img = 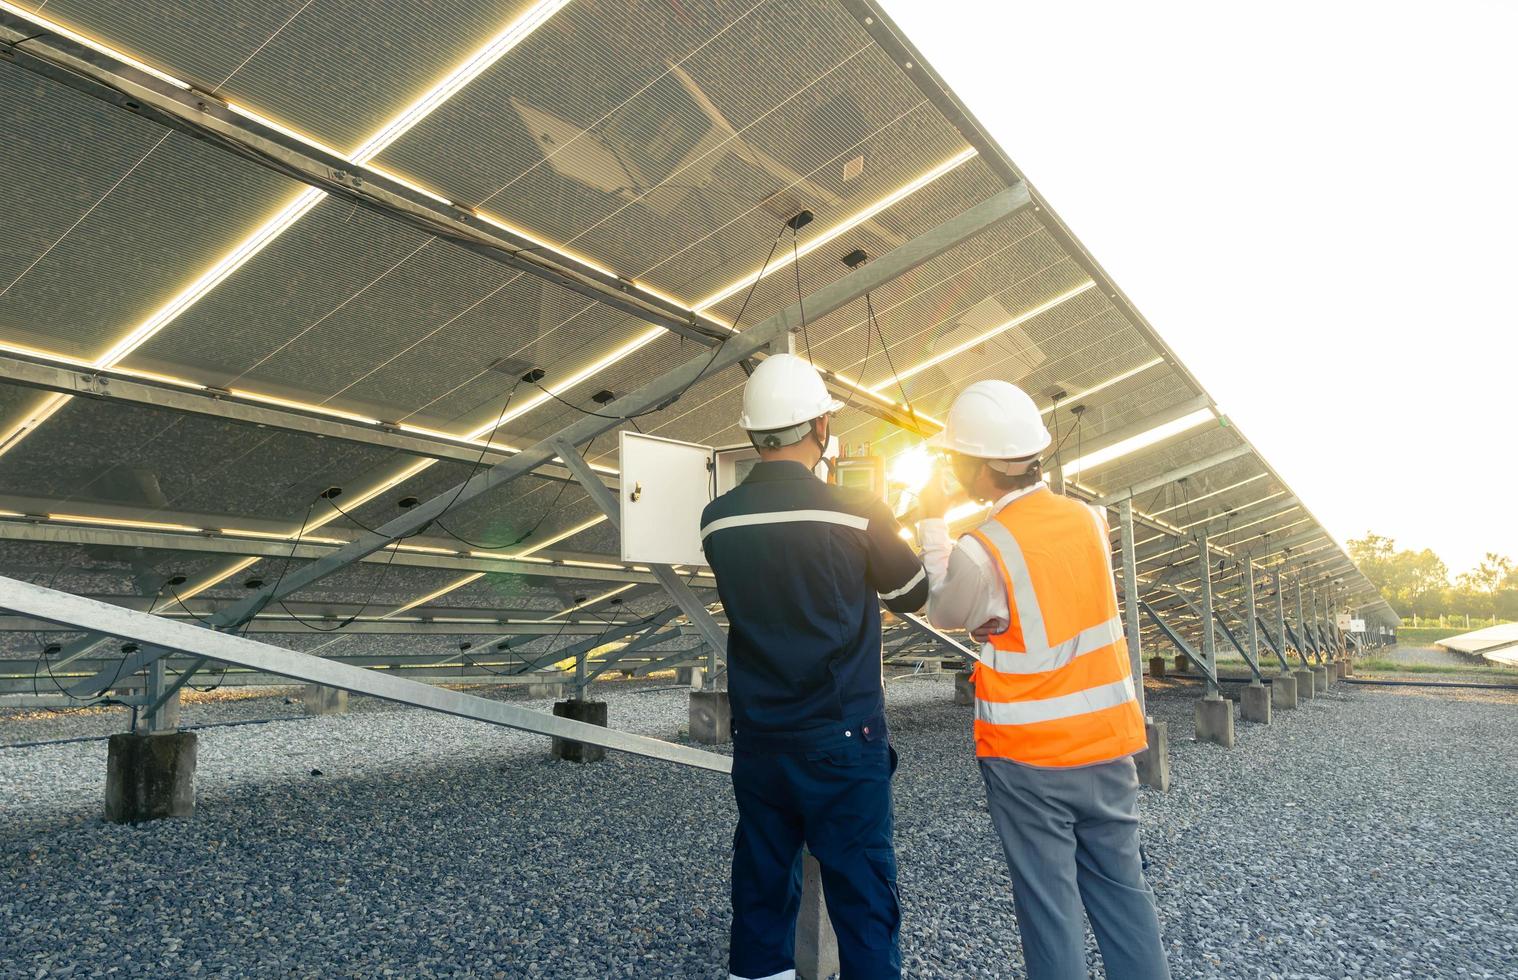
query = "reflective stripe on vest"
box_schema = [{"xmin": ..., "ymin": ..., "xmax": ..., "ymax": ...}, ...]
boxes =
[{"xmin": 966, "ymin": 489, "xmax": 1146, "ymax": 767}]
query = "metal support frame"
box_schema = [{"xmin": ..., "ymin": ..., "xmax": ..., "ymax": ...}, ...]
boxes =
[
  {"xmin": 1197, "ymin": 531, "xmax": 1220, "ymax": 697},
  {"xmin": 1117, "ymin": 500, "xmax": 1146, "ymax": 717},
  {"xmin": 1138, "ymin": 599, "xmax": 1218, "ymax": 688},
  {"xmin": 1094, "ymin": 446, "xmax": 1254, "ymax": 507},
  {"xmin": 0, "ymin": 574, "xmax": 731, "ymax": 772},
  {"xmin": 0, "ymin": 349, "xmax": 584, "ymax": 483},
  {"xmin": 897, "ymin": 614, "xmax": 981, "ymax": 665},
  {"xmin": 58, "ymin": 181, "xmax": 1029, "ymax": 698},
  {"xmin": 1166, "ymin": 582, "xmax": 1264, "ymax": 683},
  {"xmin": 1244, "ymin": 562, "xmax": 1263, "ymax": 682},
  {"xmin": 550, "ymin": 438, "xmax": 729, "ymax": 690},
  {"xmin": 1295, "ymin": 580, "xmax": 1321, "ymax": 663}
]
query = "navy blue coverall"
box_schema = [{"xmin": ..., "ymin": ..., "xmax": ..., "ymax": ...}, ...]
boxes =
[{"xmin": 700, "ymin": 460, "xmax": 929, "ymax": 980}]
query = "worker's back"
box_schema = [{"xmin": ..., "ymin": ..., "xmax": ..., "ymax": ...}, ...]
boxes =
[
  {"xmin": 700, "ymin": 459, "xmax": 927, "ymax": 745},
  {"xmin": 969, "ymin": 485, "xmax": 1145, "ymax": 766}
]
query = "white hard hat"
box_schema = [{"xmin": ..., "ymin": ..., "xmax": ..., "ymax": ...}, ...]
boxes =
[
  {"xmin": 739, "ymin": 353, "xmax": 844, "ymax": 433},
  {"xmin": 935, "ymin": 380, "xmax": 1051, "ymax": 459}
]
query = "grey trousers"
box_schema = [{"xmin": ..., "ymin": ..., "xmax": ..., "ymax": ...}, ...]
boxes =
[{"xmin": 980, "ymin": 755, "xmax": 1170, "ymax": 980}]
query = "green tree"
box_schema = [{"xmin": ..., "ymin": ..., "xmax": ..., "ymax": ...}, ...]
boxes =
[{"xmin": 1348, "ymin": 533, "xmax": 1449, "ymax": 617}]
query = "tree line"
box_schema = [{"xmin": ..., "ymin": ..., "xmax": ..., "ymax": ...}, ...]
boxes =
[{"xmin": 1348, "ymin": 533, "xmax": 1517, "ymax": 623}]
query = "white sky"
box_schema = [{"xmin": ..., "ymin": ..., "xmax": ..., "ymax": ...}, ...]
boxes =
[{"xmin": 885, "ymin": 0, "xmax": 1517, "ymax": 576}]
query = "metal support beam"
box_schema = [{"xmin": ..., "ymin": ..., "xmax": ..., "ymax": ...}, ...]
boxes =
[
  {"xmin": 0, "ymin": 349, "xmax": 583, "ymax": 482},
  {"xmin": 1118, "ymin": 500, "xmax": 1145, "ymax": 717},
  {"xmin": 1245, "ymin": 562, "xmax": 1264, "ymax": 677},
  {"xmin": 1095, "ymin": 445, "xmax": 1254, "ymax": 507},
  {"xmin": 1197, "ymin": 531, "xmax": 1219, "ymax": 697},
  {"xmin": 1065, "ymin": 396, "xmax": 1213, "ymax": 475},
  {"xmin": 1138, "ymin": 599, "xmax": 1218, "ymax": 687},
  {"xmin": 1, "ymin": 574, "xmax": 730, "ymax": 772},
  {"xmin": 60, "ymin": 185, "xmax": 1030, "ymax": 696},
  {"xmin": 897, "ymin": 614, "xmax": 981, "ymax": 665}
]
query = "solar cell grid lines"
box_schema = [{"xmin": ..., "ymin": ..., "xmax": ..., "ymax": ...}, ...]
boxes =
[{"xmin": 0, "ymin": 0, "xmax": 1390, "ymax": 762}]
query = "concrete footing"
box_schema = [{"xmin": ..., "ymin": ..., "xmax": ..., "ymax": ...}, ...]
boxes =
[
  {"xmin": 1342, "ymin": 658, "xmax": 1354, "ymax": 677},
  {"xmin": 550, "ymin": 699, "xmax": 607, "ymax": 763},
  {"xmin": 675, "ymin": 666, "xmax": 704, "ymax": 690},
  {"xmin": 1240, "ymin": 682, "xmax": 1272, "ymax": 724},
  {"xmin": 953, "ymin": 669, "xmax": 974, "ymax": 706},
  {"xmin": 1334, "ymin": 660, "xmax": 1348, "ymax": 680},
  {"xmin": 301, "ymin": 684, "xmax": 348, "ymax": 716},
  {"xmin": 1313, "ymin": 665, "xmax": 1330, "ymax": 693},
  {"xmin": 1134, "ymin": 719, "xmax": 1170, "ymax": 791},
  {"xmin": 1173, "ymin": 654, "xmax": 1189, "ymax": 674},
  {"xmin": 105, "ymin": 731, "xmax": 197, "ymax": 823},
  {"xmin": 1194, "ymin": 695, "xmax": 1236, "ymax": 748},
  {"xmin": 1271, "ymin": 673, "xmax": 1298, "ymax": 710},
  {"xmin": 1294, "ymin": 668, "xmax": 1317, "ymax": 700},
  {"xmin": 796, "ymin": 851, "xmax": 839, "ymax": 980},
  {"xmin": 689, "ymin": 690, "xmax": 732, "ymax": 745},
  {"xmin": 1148, "ymin": 656, "xmax": 1167, "ymax": 679}
]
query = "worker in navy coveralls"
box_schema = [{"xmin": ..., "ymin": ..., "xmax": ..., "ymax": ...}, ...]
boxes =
[{"xmin": 701, "ymin": 354, "xmax": 929, "ymax": 980}]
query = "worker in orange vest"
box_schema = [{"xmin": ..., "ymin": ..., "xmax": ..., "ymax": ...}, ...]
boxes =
[{"xmin": 917, "ymin": 380, "xmax": 1170, "ymax": 980}]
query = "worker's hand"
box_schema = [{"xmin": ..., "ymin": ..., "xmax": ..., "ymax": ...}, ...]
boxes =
[
  {"xmin": 918, "ymin": 461, "xmax": 953, "ymax": 519},
  {"xmin": 969, "ymin": 619, "xmax": 1003, "ymax": 644}
]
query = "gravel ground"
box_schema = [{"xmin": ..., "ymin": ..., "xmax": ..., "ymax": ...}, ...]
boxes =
[{"xmin": 3, "ymin": 677, "xmax": 1516, "ymax": 978}]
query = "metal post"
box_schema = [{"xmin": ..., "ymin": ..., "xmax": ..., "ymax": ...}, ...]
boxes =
[
  {"xmin": 1245, "ymin": 562, "xmax": 1260, "ymax": 677},
  {"xmin": 1295, "ymin": 579, "xmax": 1311, "ymax": 661},
  {"xmin": 1118, "ymin": 499, "xmax": 1145, "ymax": 717},
  {"xmin": 1198, "ymin": 531, "xmax": 1219, "ymax": 698},
  {"xmin": 1274, "ymin": 569, "xmax": 1293, "ymax": 670},
  {"xmin": 141, "ymin": 655, "xmax": 169, "ymax": 732}
]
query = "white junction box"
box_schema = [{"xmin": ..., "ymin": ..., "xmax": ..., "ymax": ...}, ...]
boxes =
[{"xmin": 618, "ymin": 432, "xmax": 760, "ymax": 567}]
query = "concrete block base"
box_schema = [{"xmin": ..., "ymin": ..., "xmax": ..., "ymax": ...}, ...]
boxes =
[
  {"xmin": 1342, "ymin": 658, "xmax": 1355, "ymax": 677},
  {"xmin": 1148, "ymin": 656, "xmax": 1167, "ymax": 679},
  {"xmin": 796, "ymin": 851, "xmax": 839, "ymax": 980},
  {"xmin": 527, "ymin": 681, "xmax": 565, "ymax": 699},
  {"xmin": 953, "ymin": 669, "xmax": 974, "ymax": 706},
  {"xmin": 1294, "ymin": 668, "xmax": 1317, "ymax": 700},
  {"xmin": 301, "ymin": 684, "xmax": 348, "ymax": 716},
  {"xmin": 689, "ymin": 690, "xmax": 732, "ymax": 745},
  {"xmin": 1174, "ymin": 654, "xmax": 1189, "ymax": 675},
  {"xmin": 105, "ymin": 731, "xmax": 197, "ymax": 823},
  {"xmin": 1194, "ymin": 696, "xmax": 1236, "ymax": 748},
  {"xmin": 1134, "ymin": 719, "xmax": 1170, "ymax": 791},
  {"xmin": 1313, "ymin": 665, "xmax": 1329, "ymax": 693},
  {"xmin": 550, "ymin": 700, "xmax": 607, "ymax": 763},
  {"xmin": 1271, "ymin": 673, "xmax": 1298, "ymax": 709},
  {"xmin": 675, "ymin": 666, "xmax": 704, "ymax": 690},
  {"xmin": 1240, "ymin": 682, "xmax": 1272, "ymax": 724},
  {"xmin": 1335, "ymin": 660, "xmax": 1348, "ymax": 680}
]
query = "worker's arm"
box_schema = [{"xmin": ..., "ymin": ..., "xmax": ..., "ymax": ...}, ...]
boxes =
[
  {"xmin": 916, "ymin": 517, "xmax": 1005, "ymax": 632},
  {"xmin": 865, "ymin": 501, "xmax": 930, "ymax": 614}
]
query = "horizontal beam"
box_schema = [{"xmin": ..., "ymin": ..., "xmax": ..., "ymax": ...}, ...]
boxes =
[
  {"xmin": 0, "ymin": 518, "xmax": 711, "ymax": 586},
  {"xmin": 0, "ymin": 574, "xmax": 730, "ymax": 772},
  {"xmin": 1065, "ymin": 395, "xmax": 1213, "ymax": 472},
  {"xmin": 0, "ymin": 349, "xmax": 588, "ymax": 483},
  {"xmin": 1093, "ymin": 444, "xmax": 1254, "ymax": 506}
]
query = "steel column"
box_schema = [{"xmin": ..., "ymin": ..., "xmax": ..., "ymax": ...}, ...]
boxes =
[
  {"xmin": 1118, "ymin": 500, "xmax": 1145, "ymax": 716},
  {"xmin": 1197, "ymin": 531, "xmax": 1219, "ymax": 697}
]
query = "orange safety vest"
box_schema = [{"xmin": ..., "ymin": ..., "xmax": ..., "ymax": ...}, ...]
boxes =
[{"xmin": 966, "ymin": 486, "xmax": 1147, "ymax": 767}]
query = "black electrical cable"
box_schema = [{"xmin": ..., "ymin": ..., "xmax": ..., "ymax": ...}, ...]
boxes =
[
  {"xmin": 431, "ymin": 432, "xmax": 597, "ymax": 551},
  {"xmin": 792, "ymin": 226, "xmax": 812, "ymax": 363},
  {"xmin": 865, "ymin": 292, "xmax": 926, "ymax": 436}
]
